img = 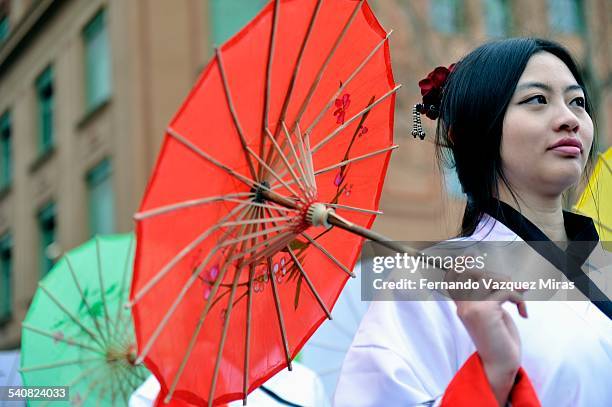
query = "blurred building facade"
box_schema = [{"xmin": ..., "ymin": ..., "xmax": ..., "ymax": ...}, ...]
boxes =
[
  {"xmin": 0, "ymin": 0, "xmax": 212, "ymax": 349},
  {"xmin": 0, "ymin": 0, "xmax": 610, "ymax": 349}
]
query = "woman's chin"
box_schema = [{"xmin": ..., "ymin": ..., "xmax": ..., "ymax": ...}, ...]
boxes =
[{"xmin": 539, "ymin": 170, "xmax": 582, "ymax": 195}]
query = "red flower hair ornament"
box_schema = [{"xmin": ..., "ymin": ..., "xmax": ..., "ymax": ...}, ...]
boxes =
[{"xmin": 412, "ymin": 63, "xmax": 455, "ymax": 140}]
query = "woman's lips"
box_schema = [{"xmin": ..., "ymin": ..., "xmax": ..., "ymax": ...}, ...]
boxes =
[
  {"xmin": 549, "ymin": 145, "xmax": 581, "ymax": 157},
  {"xmin": 548, "ymin": 137, "xmax": 583, "ymax": 158}
]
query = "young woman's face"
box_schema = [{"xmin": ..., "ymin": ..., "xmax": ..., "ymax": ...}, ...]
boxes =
[{"xmin": 501, "ymin": 52, "xmax": 593, "ymax": 198}]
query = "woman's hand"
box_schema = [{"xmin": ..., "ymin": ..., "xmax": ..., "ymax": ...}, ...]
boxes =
[{"xmin": 447, "ymin": 270, "xmax": 529, "ymax": 406}]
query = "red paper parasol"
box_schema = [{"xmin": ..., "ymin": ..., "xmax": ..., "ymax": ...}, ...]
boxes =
[{"xmin": 130, "ymin": 0, "xmax": 400, "ymax": 405}]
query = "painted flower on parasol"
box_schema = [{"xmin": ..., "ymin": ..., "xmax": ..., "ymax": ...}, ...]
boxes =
[
  {"xmin": 20, "ymin": 234, "xmax": 148, "ymax": 406},
  {"xmin": 129, "ymin": 0, "xmax": 407, "ymax": 405}
]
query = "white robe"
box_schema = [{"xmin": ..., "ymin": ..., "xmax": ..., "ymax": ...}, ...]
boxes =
[
  {"xmin": 130, "ymin": 361, "xmax": 329, "ymax": 407},
  {"xmin": 334, "ymin": 214, "xmax": 612, "ymax": 406}
]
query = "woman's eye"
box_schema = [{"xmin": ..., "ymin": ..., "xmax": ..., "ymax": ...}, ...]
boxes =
[
  {"xmin": 521, "ymin": 95, "xmax": 547, "ymax": 104},
  {"xmin": 570, "ymin": 97, "xmax": 586, "ymax": 108}
]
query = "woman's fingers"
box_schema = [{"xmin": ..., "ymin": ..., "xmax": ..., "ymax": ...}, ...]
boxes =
[
  {"xmin": 456, "ymin": 288, "xmax": 529, "ymax": 323},
  {"xmin": 488, "ymin": 289, "xmax": 529, "ymax": 318},
  {"xmin": 442, "ymin": 263, "xmax": 530, "ymax": 318},
  {"xmin": 444, "ymin": 267, "xmax": 526, "ymax": 302}
]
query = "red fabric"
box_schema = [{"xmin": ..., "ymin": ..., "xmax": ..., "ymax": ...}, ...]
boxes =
[
  {"xmin": 441, "ymin": 353, "xmax": 540, "ymax": 406},
  {"xmin": 132, "ymin": 0, "xmax": 396, "ymax": 405}
]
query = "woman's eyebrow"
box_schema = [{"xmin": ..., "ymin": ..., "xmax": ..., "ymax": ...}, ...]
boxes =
[{"xmin": 515, "ymin": 81, "xmax": 584, "ymax": 93}]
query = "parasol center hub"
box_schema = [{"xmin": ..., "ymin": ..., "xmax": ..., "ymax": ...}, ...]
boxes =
[
  {"xmin": 106, "ymin": 347, "xmax": 122, "ymax": 363},
  {"xmin": 250, "ymin": 181, "xmax": 271, "ymax": 203},
  {"xmin": 127, "ymin": 343, "xmax": 138, "ymax": 365},
  {"xmin": 306, "ymin": 202, "xmax": 334, "ymax": 228}
]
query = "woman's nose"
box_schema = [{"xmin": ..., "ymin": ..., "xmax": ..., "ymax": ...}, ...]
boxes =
[{"xmin": 553, "ymin": 104, "xmax": 580, "ymax": 134}]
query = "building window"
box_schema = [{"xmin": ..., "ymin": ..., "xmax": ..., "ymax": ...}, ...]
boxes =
[
  {"xmin": 83, "ymin": 9, "xmax": 111, "ymax": 111},
  {"xmin": 38, "ymin": 202, "xmax": 56, "ymax": 277},
  {"xmin": 0, "ymin": 110, "xmax": 10, "ymax": 188},
  {"xmin": 0, "ymin": 233, "xmax": 12, "ymax": 323},
  {"xmin": 0, "ymin": 14, "xmax": 8, "ymax": 43},
  {"xmin": 444, "ymin": 167, "xmax": 465, "ymax": 198},
  {"xmin": 484, "ymin": 0, "xmax": 511, "ymax": 37},
  {"xmin": 209, "ymin": 0, "xmax": 268, "ymax": 45},
  {"xmin": 35, "ymin": 66, "xmax": 54, "ymax": 154},
  {"xmin": 548, "ymin": 0, "xmax": 583, "ymax": 33},
  {"xmin": 441, "ymin": 152, "xmax": 465, "ymax": 198},
  {"xmin": 430, "ymin": 0, "xmax": 463, "ymax": 34},
  {"xmin": 87, "ymin": 159, "xmax": 114, "ymax": 236}
]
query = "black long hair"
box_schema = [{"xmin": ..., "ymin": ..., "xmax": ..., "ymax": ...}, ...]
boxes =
[{"xmin": 435, "ymin": 37, "xmax": 598, "ymax": 237}]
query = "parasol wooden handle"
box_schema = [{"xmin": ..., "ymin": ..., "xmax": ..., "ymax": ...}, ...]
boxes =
[
  {"xmin": 327, "ymin": 212, "xmax": 418, "ymax": 255},
  {"xmin": 261, "ymin": 189, "xmax": 417, "ymax": 255}
]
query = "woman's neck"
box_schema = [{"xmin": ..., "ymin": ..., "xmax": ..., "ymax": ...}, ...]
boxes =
[{"xmin": 497, "ymin": 186, "xmax": 568, "ymax": 242}]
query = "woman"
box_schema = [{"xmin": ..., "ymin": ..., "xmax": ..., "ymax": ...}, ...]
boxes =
[{"xmin": 334, "ymin": 38, "xmax": 611, "ymax": 406}]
